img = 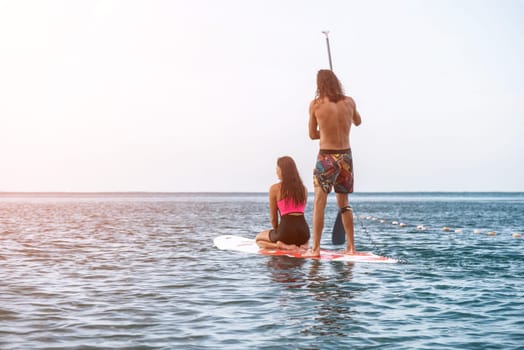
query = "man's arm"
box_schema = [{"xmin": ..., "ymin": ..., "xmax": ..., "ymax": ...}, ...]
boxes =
[
  {"xmin": 347, "ymin": 97, "xmax": 362, "ymax": 126},
  {"xmin": 353, "ymin": 109, "xmax": 362, "ymax": 126},
  {"xmin": 308, "ymin": 100, "xmax": 320, "ymax": 140}
]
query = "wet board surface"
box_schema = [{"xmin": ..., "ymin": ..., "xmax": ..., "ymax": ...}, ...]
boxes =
[{"xmin": 214, "ymin": 235, "xmax": 398, "ymax": 263}]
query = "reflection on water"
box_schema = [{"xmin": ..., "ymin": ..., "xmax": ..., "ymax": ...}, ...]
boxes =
[
  {"xmin": 266, "ymin": 256, "xmax": 357, "ymax": 340},
  {"xmin": 266, "ymin": 256, "xmax": 307, "ymax": 287},
  {"xmin": 304, "ymin": 261, "xmax": 356, "ymax": 339}
]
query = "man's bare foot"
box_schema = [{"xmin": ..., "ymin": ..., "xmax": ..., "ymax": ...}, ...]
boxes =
[
  {"xmin": 344, "ymin": 248, "xmax": 356, "ymax": 255},
  {"xmin": 302, "ymin": 248, "xmax": 321, "ymax": 257}
]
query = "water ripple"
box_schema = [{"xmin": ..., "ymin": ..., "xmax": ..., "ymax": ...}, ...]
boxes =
[{"xmin": 1, "ymin": 193, "xmax": 523, "ymax": 349}]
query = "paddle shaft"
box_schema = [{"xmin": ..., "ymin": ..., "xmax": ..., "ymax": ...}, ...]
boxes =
[{"xmin": 322, "ymin": 30, "xmax": 333, "ymax": 71}]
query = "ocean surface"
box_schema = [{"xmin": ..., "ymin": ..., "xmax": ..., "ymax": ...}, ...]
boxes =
[{"xmin": 1, "ymin": 192, "xmax": 523, "ymax": 350}]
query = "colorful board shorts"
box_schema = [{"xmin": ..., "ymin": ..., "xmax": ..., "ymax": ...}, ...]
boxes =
[{"xmin": 314, "ymin": 149, "xmax": 354, "ymax": 194}]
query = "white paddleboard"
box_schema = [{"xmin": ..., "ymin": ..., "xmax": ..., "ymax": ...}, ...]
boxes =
[{"xmin": 214, "ymin": 235, "xmax": 398, "ymax": 263}]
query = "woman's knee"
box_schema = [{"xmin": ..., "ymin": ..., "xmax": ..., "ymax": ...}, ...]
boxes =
[{"xmin": 256, "ymin": 230, "xmax": 270, "ymax": 242}]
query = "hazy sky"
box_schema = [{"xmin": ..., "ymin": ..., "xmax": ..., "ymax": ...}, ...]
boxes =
[{"xmin": 1, "ymin": 0, "xmax": 523, "ymax": 192}]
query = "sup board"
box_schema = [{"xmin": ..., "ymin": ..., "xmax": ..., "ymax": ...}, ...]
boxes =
[{"xmin": 214, "ymin": 235, "xmax": 398, "ymax": 263}]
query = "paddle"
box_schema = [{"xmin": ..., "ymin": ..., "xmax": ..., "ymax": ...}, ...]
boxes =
[
  {"xmin": 321, "ymin": 31, "xmax": 347, "ymax": 245},
  {"xmin": 332, "ymin": 211, "xmax": 346, "ymax": 245}
]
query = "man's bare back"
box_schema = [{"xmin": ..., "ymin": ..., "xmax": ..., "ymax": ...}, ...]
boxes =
[{"xmin": 308, "ymin": 96, "xmax": 362, "ymax": 150}]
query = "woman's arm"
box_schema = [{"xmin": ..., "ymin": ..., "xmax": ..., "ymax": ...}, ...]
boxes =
[{"xmin": 269, "ymin": 184, "xmax": 279, "ymax": 229}]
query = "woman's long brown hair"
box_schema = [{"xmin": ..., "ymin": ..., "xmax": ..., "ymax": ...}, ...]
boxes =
[
  {"xmin": 315, "ymin": 69, "xmax": 345, "ymax": 103},
  {"xmin": 277, "ymin": 156, "xmax": 306, "ymax": 204}
]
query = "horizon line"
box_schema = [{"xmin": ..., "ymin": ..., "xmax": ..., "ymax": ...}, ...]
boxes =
[{"xmin": 1, "ymin": 191, "xmax": 523, "ymax": 195}]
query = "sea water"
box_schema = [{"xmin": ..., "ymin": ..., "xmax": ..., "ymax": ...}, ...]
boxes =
[{"xmin": 1, "ymin": 192, "xmax": 523, "ymax": 349}]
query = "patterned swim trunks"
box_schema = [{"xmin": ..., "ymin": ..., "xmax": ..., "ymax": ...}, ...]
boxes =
[{"xmin": 313, "ymin": 149, "xmax": 353, "ymax": 194}]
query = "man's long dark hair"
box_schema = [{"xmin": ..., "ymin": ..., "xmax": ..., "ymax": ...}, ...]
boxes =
[
  {"xmin": 277, "ymin": 156, "xmax": 307, "ymax": 205},
  {"xmin": 315, "ymin": 69, "xmax": 345, "ymax": 103}
]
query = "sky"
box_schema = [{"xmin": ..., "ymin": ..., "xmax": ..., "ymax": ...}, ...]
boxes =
[{"xmin": 1, "ymin": 0, "xmax": 523, "ymax": 192}]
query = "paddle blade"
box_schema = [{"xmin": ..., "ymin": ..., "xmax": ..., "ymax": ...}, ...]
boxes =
[{"xmin": 332, "ymin": 212, "xmax": 346, "ymax": 245}]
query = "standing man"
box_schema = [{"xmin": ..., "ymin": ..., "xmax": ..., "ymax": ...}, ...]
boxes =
[{"xmin": 305, "ymin": 69, "xmax": 362, "ymax": 257}]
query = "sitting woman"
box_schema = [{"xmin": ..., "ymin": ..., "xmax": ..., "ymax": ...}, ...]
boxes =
[{"xmin": 256, "ymin": 156, "xmax": 310, "ymax": 251}]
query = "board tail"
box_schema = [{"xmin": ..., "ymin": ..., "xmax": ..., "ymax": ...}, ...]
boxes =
[{"xmin": 332, "ymin": 212, "xmax": 346, "ymax": 245}]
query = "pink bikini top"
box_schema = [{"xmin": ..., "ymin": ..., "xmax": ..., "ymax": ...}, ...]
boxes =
[{"xmin": 277, "ymin": 198, "xmax": 306, "ymax": 216}]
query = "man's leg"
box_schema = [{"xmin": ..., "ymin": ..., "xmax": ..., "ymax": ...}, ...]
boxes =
[
  {"xmin": 305, "ymin": 186, "xmax": 328, "ymax": 256},
  {"xmin": 336, "ymin": 193, "xmax": 355, "ymax": 254}
]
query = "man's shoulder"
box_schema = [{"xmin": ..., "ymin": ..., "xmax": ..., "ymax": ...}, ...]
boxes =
[
  {"xmin": 309, "ymin": 98, "xmax": 321, "ymax": 107},
  {"xmin": 311, "ymin": 97, "xmax": 333, "ymax": 108},
  {"xmin": 343, "ymin": 95, "xmax": 354, "ymax": 102},
  {"xmin": 343, "ymin": 96, "xmax": 356, "ymax": 108},
  {"xmin": 309, "ymin": 98, "xmax": 322, "ymax": 115}
]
